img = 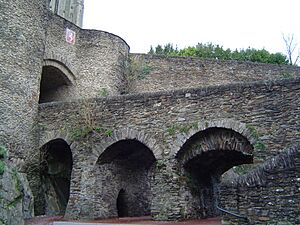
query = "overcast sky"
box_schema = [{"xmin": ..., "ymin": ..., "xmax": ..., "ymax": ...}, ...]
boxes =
[{"xmin": 83, "ymin": 0, "xmax": 300, "ymax": 55}]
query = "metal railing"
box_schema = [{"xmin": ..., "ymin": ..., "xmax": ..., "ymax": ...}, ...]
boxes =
[{"xmin": 216, "ymin": 205, "xmax": 249, "ymax": 221}]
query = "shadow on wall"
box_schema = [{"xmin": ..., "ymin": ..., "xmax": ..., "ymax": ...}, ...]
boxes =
[
  {"xmin": 117, "ymin": 189, "xmax": 128, "ymax": 217},
  {"xmin": 36, "ymin": 138, "xmax": 73, "ymax": 216}
]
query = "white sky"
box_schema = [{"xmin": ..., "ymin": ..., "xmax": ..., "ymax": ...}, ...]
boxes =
[{"xmin": 83, "ymin": 0, "xmax": 300, "ymax": 55}]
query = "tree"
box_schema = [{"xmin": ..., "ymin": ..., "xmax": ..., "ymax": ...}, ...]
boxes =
[
  {"xmin": 282, "ymin": 33, "xmax": 300, "ymax": 65},
  {"xmin": 148, "ymin": 43, "xmax": 288, "ymax": 65}
]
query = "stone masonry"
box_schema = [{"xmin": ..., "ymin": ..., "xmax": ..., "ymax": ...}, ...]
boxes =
[{"xmin": 0, "ymin": 0, "xmax": 300, "ymax": 223}]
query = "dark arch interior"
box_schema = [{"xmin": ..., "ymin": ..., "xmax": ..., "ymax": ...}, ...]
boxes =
[
  {"xmin": 97, "ymin": 139, "xmax": 156, "ymax": 169},
  {"xmin": 96, "ymin": 139, "xmax": 156, "ymax": 217},
  {"xmin": 185, "ymin": 150, "xmax": 253, "ymax": 180},
  {"xmin": 39, "ymin": 65, "xmax": 71, "ymax": 103},
  {"xmin": 117, "ymin": 189, "xmax": 128, "ymax": 217},
  {"xmin": 38, "ymin": 139, "xmax": 73, "ymax": 216},
  {"xmin": 178, "ymin": 128, "xmax": 253, "ymax": 218}
]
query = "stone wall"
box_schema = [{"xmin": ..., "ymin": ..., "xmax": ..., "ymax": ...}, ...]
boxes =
[
  {"xmin": 0, "ymin": 146, "xmax": 34, "ymax": 225},
  {"xmin": 44, "ymin": 14, "xmax": 130, "ymax": 101},
  {"xmin": 37, "ymin": 77, "xmax": 300, "ymax": 219},
  {"xmin": 38, "ymin": 77, "xmax": 300, "ymax": 162},
  {"xmin": 0, "ymin": 0, "xmax": 47, "ymax": 161},
  {"xmin": 128, "ymin": 54, "xmax": 300, "ymax": 93},
  {"xmin": 220, "ymin": 145, "xmax": 300, "ymax": 225}
]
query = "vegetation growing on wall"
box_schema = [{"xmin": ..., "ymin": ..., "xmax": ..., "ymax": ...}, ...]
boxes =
[
  {"xmin": 231, "ymin": 124, "xmax": 267, "ymax": 175},
  {"xmin": 129, "ymin": 59, "xmax": 153, "ymax": 80},
  {"xmin": 149, "ymin": 43, "xmax": 289, "ymax": 65},
  {"xmin": 166, "ymin": 123, "xmax": 198, "ymax": 136},
  {"xmin": 0, "ymin": 146, "xmax": 7, "ymax": 175}
]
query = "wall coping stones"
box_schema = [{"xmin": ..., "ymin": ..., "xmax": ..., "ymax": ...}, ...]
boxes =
[
  {"xmin": 38, "ymin": 77, "xmax": 300, "ymax": 110},
  {"xmin": 229, "ymin": 144, "xmax": 300, "ymax": 187}
]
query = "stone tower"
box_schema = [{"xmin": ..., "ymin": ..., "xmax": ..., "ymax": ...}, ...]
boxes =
[{"xmin": 49, "ymin": 0, "xmax": 84, "ymax": 27}]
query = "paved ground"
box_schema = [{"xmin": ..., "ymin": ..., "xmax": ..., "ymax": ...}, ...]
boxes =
[{"xmin": 26, "ymin": 216, "xmax": 221, "ymax": 225}]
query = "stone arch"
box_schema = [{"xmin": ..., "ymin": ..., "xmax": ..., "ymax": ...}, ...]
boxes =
[
  {"xmin": 175, "ymin": 120, "xmax": 255, "ymax": 219},
  {"xmin": 43, "ymin": 51, "xmax": 78, "ymax": 77},
  {"xmin": 173, "ymin": 119, "xmax": 256, "ymax": 159},
  {"xmin": 43, "ymin": 59, "xmax": 76, "ymax": 82},
  {"xmin": 39, "ymin": 59, "xmax": 76, "ymax": 103},
  {"xmin": 91, "ymin": 128, "xmax": 161, "ymax": 166},
  {"xmin": 39, "ymin": 130, "xmax": 74, "ymax": 150},
  {"xmin": 92, "ymin": 128, "xmax": 158, "ymax": 218},
  {"xmin": 37, "ymin": 138, "xmax": 73, "ymax": 216}
]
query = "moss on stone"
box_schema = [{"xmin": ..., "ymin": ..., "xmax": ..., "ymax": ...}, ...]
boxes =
[
  {"xmin": 0, "ymin": 146, "xmax": 7, "ymax": 160},
  {"xmin": 0, "ymin": 161, "xmax": 5, "ymax": 175}
]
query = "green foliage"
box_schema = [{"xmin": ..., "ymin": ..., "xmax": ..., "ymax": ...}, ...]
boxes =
[
  {"xmin": 149, "ymin": 42, "xmax": 289, "ymax": 65},
  {"xmin": 280, "ymin": 71, "xmax": 293, "ymax": 79},
  {"xmin": 167, "ymin": 123, "xmax": 198, "ymax": 136},
  {"xmin": 129, "ymin": 60, "xmax": 153, "ymax": 80},
  {"xmin": 156, "ymin": 160, "xmax": 167, "ymax": 170},
  {"xmin": 6, "ymin": 195, "xmax": 23, "ymax": 209},
  {"xmin": 233, "ymin": 164, "xmax": 256, "ymax": 175},
  {"xmin": 94, "ymin": 126, "xmax": 113, "ymax": 137},
  {"xmin": 104, "ymin": 129, "xmax": 113, "ymax": 137},
  {"xmin": 149, "ymin": 43, "xmax": 179, "ymax": 56},
  {"xmin": 141, "ymin": 65, "xmax": 153, "ymax": 77},
  {"xmin": 246, "ymin": 124, "xmax": 259, "ymax": 139},
  {"xmin": 254, "ymin": 141, "xmax": 266, "ymax": 151},
  {"xmin": 166, "ymin": 126, "xmax": 176, "ymax": 135},
  {"xmin": 0, "ymin": 146, "xmax": 7, "ymax": 160},
  {"xmin": 0, "ymin": 218, "xmax": 7, "ymax": 225},
  {"xmin": 99, "ymin": 88, "xmax": 109, "ymax": 97},
  {"xmin": 71, "ymin": 126, "xmax": 114, "ymax": 141},
  {"xmin": 245, "ymin": 125, "xmax": 267, "ymax": 151},
  {"xmin": 71, "ymin": 127, "xmax": 93, "ymax": 141},
  {"xmin": 0, "ymin": 161, "xmax": 5, "ymax": 175}
]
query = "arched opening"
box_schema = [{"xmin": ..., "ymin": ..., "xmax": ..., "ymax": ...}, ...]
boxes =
[
  {"xmin": 39, "ymin": 65, "xmax": 73, "ymax": 103},
  {"xmin": 177, "ymin": 128, "xmax": 253, "ymax": 218},
  {"xmin": 95, "ymin": 139, "xmax": 156, "ymax": 218},
  {"xmin": 38, "ymin": 139, "xmax": 73, "ymax": 216},
  {"xmin": 117, "ymin": 189, "xmax": 128, "ymax": 217}
]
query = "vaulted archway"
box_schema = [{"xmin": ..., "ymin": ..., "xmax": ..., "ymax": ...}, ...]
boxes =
[
  {"xmin": 177, "ymin": 127, "xmax": 253, "ymax": 218},
  {"xmin": 39, "ymin": 60, "xmax": 75, "ymax": 103},
  {"xmin": 94, "ymin": 139, "xmax": 156, "ymax": 218},
  {"xmin": 37, "ymin": 138, "xmax": 73, "ymax": 216}
]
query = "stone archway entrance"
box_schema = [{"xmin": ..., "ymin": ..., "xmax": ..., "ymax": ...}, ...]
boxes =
[
  {"xmin": 38, "ymin": 138, "xmax": 73, "ymax": 216},
  {"xmin": 39, "ymin": 64, "xmax": 74, "ymax": 103},
  {"xmin": 94, "ymin": 139, "xmax": 156, "ymax": 218},
  {"xmin": 177, "ymin": 128, "xmax": 253, "ymax": 218}
]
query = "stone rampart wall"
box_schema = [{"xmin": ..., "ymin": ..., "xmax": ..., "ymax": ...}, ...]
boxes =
[
  {"xmin": 37, "ymin": 78, "xmax": 300, "ymax": 219},
  {"xmin": 38, "ymin": 77, "xmax": 300, "ymax": 162},
  {"xmin": 129, "ymin": 54, "xmax": 300, "ymax": 93},
  {"xmin": 220, "ymin": 145, "xmax": 300, "ymax": 225}
]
